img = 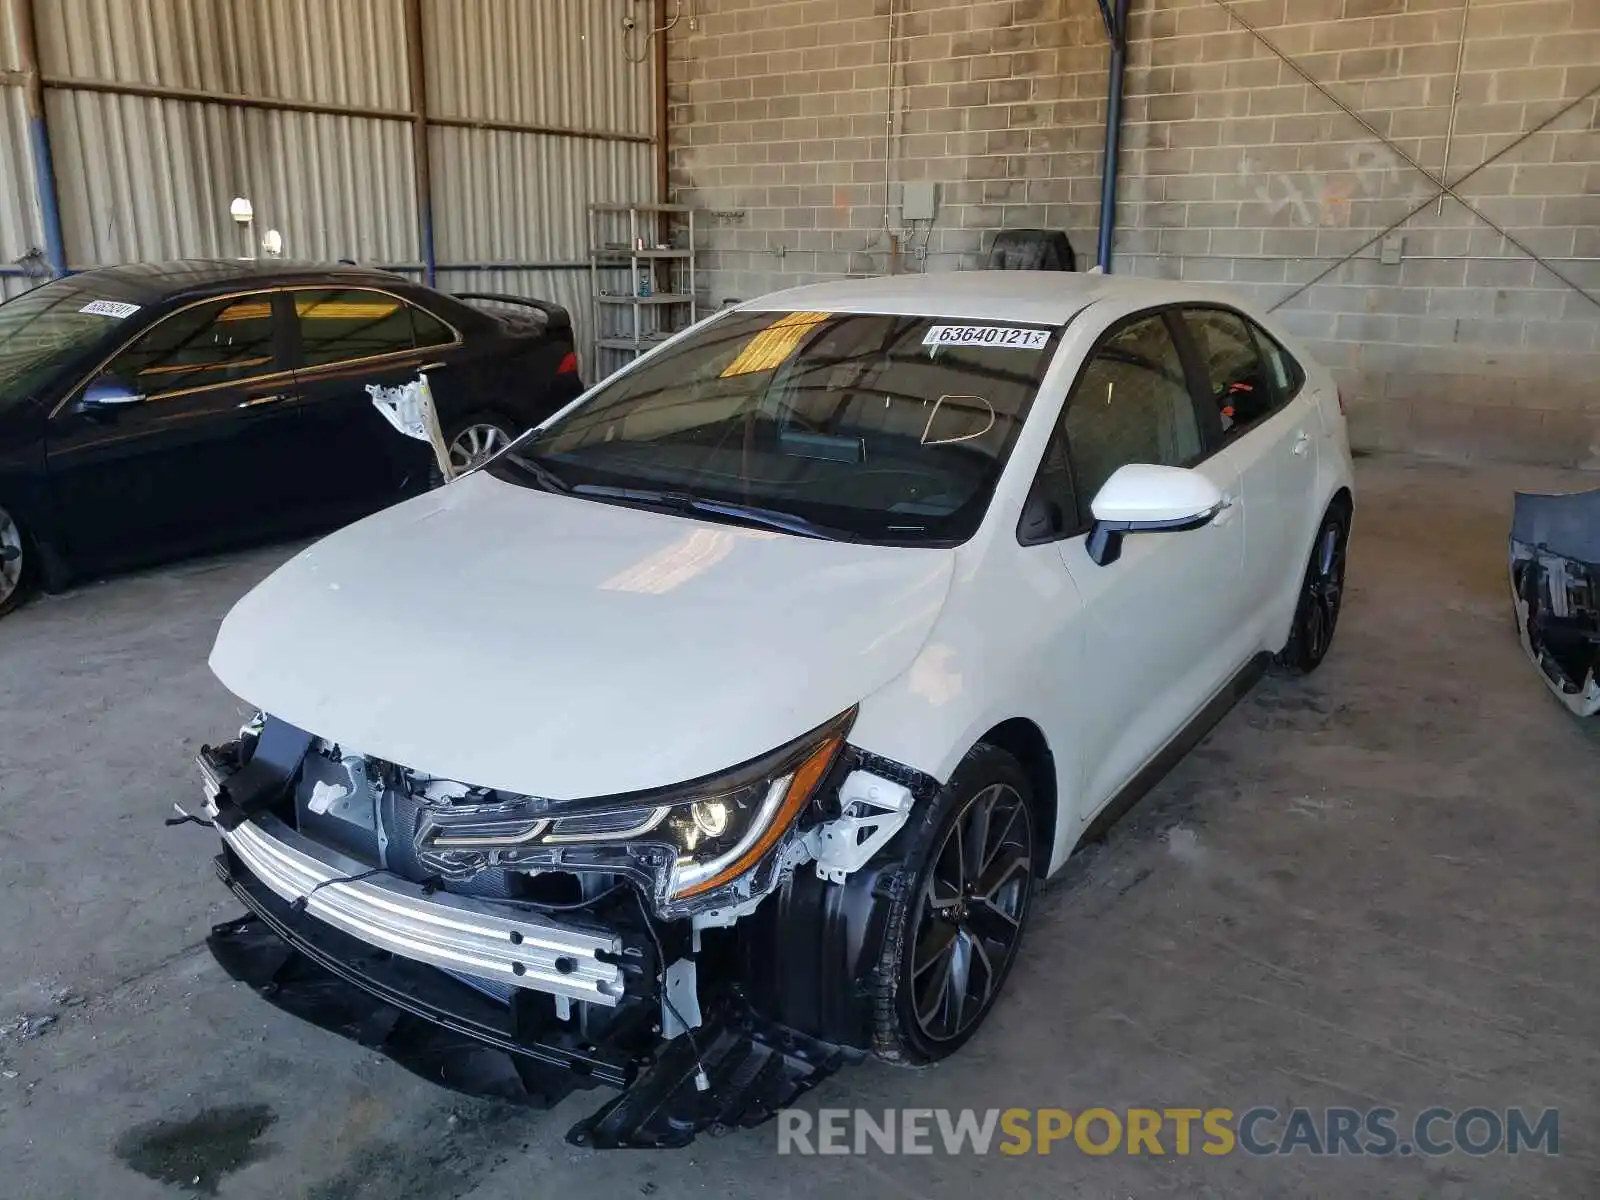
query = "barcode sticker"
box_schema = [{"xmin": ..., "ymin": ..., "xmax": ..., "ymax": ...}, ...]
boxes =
[
  {"xmin": 79, "ymin": 300, "xmax": 141, "ymax": 319},
  {"xmin": 923, "ymin": 324, "xmax": 1050, "ymax": 350}
]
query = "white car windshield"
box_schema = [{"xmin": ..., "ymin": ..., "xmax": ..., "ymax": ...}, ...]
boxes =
[{"xmin": 491, "ymin": 309, "xmax": 1064, "ymax": 545}]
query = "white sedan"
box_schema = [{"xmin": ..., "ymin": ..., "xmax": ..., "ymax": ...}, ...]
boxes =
[{"xmin": 197, "ymin": 272, "xmax": 1353, "ymax": 1144}]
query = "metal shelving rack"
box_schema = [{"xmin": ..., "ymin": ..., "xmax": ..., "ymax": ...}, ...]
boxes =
[{"xmin": 588, "ymin": 203, "xmax": 699, "ymax": 377}]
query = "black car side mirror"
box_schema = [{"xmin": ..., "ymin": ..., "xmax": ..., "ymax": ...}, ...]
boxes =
[{"xmin": 80, "ymin": 376, "xmax": 144, "ymax": 411}]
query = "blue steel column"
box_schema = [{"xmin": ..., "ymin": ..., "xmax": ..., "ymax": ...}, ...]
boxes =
[
  {"xmin": 17, "ymin": 0, "xmax": 67, "ymax": 276},
  {"xmin": 1095, "ymin": 0, "xmax": 1130, "ymax": 274}
]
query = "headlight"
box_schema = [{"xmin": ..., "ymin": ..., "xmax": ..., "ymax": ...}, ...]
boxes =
[
  {"xmin": 419, "ymin": 709, "xmax": 855, "ymax": 903},
  {"xmin": 576, "ymin": 708, "xmax": 853, "ymax": 901}
]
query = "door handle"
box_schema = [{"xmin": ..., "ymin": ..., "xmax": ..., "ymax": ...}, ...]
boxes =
[
  {"xmin": 237, "ymin": 393, "xmax": 287, "ymax": 409},
  {"xmin": 419, "ymin": 361, "xmax": 448, "ymax": 373},
  {"xmin": 1292, "ymin": 431, "xmax": 1311, "ymax": 456}
]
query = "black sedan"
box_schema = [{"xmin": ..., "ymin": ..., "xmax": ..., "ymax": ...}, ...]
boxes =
[{"xmin": 0, "ymin": 260, "xmax": 585, "ymax": 615}]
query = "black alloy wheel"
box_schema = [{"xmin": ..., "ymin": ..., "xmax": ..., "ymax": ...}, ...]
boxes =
[
  {"xmin": 1277, "ymin": 507, "xmax": 1349, "ymax": 673},
  {"xmin": 872, "ymin": 745, "xmax": 1036, "ymax": 1064}
]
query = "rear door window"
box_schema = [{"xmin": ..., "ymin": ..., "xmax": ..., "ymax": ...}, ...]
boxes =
[
  {"xmin": 410, "ymin": 303, "xmax": 455, "ymax": 350},
  {"xmin": 105, "ymin": 294, "xmax": 279, "ymax": 398},
  {"xmin": 1253, "ymin": 323, "xmax": 1304, "ymax": 401},
  {"xmin": 1180, "ymin": 307, "xmax": 1285, "ymax": 439},
  {"xmin": 293, "ymin": 289, "xmax": 441, "ymax": 368}
]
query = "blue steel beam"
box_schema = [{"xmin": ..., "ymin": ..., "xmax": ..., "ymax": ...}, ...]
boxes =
[
  {"xmin": 16, "ymin": 0, "xmax": 67, "ymax": 277},
  {"xmin": 1095, "ymin": 0, "xmax": 1130, "ymax": 273}
]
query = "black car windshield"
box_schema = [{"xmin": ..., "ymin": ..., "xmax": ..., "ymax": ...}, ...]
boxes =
[
  {"xmin": 490, "ymin": 310, "xmax": 1063, "ymax": 545},
  {"xmin": 0, "ymin": 278, "xmax": 138, "ymax": 409}
]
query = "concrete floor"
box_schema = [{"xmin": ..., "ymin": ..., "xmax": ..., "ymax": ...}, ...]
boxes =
[{"xmin": 0, "ymin": 454, "xmax": 1595, "ymax": 1199}]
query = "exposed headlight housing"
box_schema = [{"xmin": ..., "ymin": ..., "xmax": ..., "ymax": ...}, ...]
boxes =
[{"xmin": 413, "ymin": 709, "xmax": 856, "ymax": 915}]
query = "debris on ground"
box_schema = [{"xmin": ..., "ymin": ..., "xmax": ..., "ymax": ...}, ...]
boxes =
[{"xmin": 0, "ymin": 1013, "xmax": 58, "ymax": 1043}]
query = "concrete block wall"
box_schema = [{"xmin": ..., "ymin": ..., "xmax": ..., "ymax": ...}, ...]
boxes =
[
  {"xmin": 666, "ymin": 0, "xmax": 1600, "ymax": 466},
  {"xmin": 665, "ymin": 0, "xmax": 1110, "ymax": 294}
]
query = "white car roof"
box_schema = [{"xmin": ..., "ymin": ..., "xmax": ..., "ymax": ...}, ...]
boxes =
[{"xmin": 738, "ymin": 271, "xmax": 1244, "ymax": 326}]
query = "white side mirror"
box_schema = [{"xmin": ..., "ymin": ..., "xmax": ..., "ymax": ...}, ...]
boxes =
[{"xmin": 1087, "ymin": 463, "xmax": 1224, "ymax": 566}]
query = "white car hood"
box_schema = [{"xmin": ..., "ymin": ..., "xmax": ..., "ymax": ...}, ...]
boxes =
[{"xmin": 210, "ymin": 471, "xmax": 954, "ymax": 799}]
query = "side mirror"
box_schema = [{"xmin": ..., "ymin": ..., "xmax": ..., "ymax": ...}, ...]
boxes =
[
  {"xmin": 80, "ymin": 376, "xmax": 143, "ymax": 410},
  {"xmin": 1085, "ymin": 463, "xmax": 1224, "ymax": 566}
]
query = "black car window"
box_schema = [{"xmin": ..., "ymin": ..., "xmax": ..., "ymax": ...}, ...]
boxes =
[
  {"xmin": 1181, "ymin": 307, "xmax": 1282, "ymax": 439},
  {"xmin": 294, "ymin": 289, "xmax": 423, "ymax": 367},
  {"xmin": 0, "ymin": 279, "xmax": 135, "ymax": 410},
  {"xmin": 411, "ymin": 304, "xmax": 455, "ymax": 350},
  {"xmin": 105, "ymin": 294, "xmax": 278, "ymax": 398},
  {"xmin": 1062, "ymin": 313, "xmax": 1201, "ymax": 524}
]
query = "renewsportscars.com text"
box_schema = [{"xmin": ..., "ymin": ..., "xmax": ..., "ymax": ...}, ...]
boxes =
[{"xmin": 776, "ymin": 1106, "xmax": 1560, "ymax": 1157}]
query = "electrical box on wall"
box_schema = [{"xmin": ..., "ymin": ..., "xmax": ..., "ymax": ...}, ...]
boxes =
[{"xmin": 900, "ymin": 182, "xmax": 938, "ymax": 223}]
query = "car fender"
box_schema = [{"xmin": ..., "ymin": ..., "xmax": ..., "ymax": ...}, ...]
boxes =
[{"xmin": 847, "ymin": 540, "xmax": 1086, "ymax": 875}]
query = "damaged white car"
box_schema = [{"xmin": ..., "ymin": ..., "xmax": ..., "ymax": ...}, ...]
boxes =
[{"xmin": 191, "ymin": 272, "xmax": 1354, "ymax": 1147}]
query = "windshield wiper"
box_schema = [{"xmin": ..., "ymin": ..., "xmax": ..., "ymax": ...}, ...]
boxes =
[
  {"xmin": 570, "ymin": 485, "xmax": 860, "ymax": 542},
  {"xmin": 496, "ymin": 451, "xmax": 571, "ymax": 494},
  {"xmin": 687, "ymin": 498, "xmax": 863, "ymax": 541}
]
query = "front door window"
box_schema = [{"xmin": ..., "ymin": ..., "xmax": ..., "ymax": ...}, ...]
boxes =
[
  {"xmin": 1061, "ymin": 313, "xmax": 1202, "ymax": 522},
  {"xmin": 106, "ymin": 295, "xmax": 278, "ymax": 399}
]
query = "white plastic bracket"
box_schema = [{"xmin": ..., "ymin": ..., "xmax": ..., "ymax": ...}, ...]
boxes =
[
  {"xmin": 808, "ymin": 770, "xmax": 914, "ymax": 884},
  {"xmin": 661, "ymin": 957, "xmax": 702, "ymax": 1039}
]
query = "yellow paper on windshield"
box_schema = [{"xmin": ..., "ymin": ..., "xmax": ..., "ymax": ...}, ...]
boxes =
[{"xmin": 720, "ymin": 311, "xmax": 830, "ymax": 378}]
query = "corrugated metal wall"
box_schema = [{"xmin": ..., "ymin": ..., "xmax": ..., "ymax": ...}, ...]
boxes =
[
  {"xmin": 424, "ymin": 0, "xmax": 655, "ymax": 352},
  {"xmin": 0, "ymin": 0, "xmax": 655, "ymax": 354},
  {"xmin": 0, "ymin": 4, "xmax": 41, "ymax": 299}
]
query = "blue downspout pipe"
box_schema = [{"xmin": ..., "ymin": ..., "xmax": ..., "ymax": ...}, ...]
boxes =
[
  {"xmin": 1095, "ymin": 0, "xmax": 1130, "ymax": 273},
  {"xmin": 18, "ymin": 0, "xmax": 67, "ymax": 277},
  {"xmin": 27, "ymin": 118, "xmax": 67, "ymax": 277},
  {"xmin": 418, "ymin": 195, "xmax": 437, "ymax": 289}
]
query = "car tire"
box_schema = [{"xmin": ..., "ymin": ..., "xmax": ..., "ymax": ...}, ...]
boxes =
[
  {"xmin": 1274, "ymin": 504, "xmax": 1350, "ymax": 675},
  {"xmin": 444, "ymin": 412, "xmax": 519, "ymax": 476},
  {"xmin": 870, "ymin": 744, "xmax": 1037, "ymax": 1065},
  {"xmin": 0, "ymin": 502, "xmax": 31, "ymax": 619}
]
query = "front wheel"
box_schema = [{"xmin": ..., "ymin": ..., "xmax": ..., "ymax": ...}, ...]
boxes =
[
  {"xmin": 1275, "ymin": 506, "xmax": 1349, "ymax": 674},
  {"xmin": 872, "ymin": 745, "xmax": 1036, "ymax": 1065},
  {"xmin": 0, "ymin": 503, "xmax": 30, "ymax": 618}
]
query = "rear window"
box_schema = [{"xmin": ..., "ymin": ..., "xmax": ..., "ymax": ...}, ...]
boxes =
[{"xmin": 495, "ymin": 309, "xmax": 1064, "ymax": 545}]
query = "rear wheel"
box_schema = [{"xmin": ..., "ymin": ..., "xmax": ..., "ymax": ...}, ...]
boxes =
[
  {"xmin": 445, "ymin": 413, "xmax": 517, "ymax": 474},
  {"xmin": 872, "ymin": 745, "xmax": 1036, "ymax": 1065},
  {"xmin": 1275, "ymin": 506, "xmax": 1349, "ymax": 674},
  {"xmin": 0, "ymin": 503, "xmax": 30, "ymax": 618}
]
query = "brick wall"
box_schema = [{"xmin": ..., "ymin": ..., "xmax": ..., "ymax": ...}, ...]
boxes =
[{"xmin": 666, "ymin": 0, "xmax": 1600, "ymax": 466}]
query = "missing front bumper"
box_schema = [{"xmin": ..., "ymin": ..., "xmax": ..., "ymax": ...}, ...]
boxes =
[
  {"xmin": 214, "ymin": 809, "xmax": 625, "ymax": 1006},
  {"xmin": 211, "ymin": 849, "xmax": 865, "ymax": 1147}
]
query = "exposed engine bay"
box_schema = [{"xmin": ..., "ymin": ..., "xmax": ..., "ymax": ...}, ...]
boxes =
[
  {"xmin": 192, "ymin": 713, "xmax": 928, "ymax": 1147},
  {"xmin": 1510, "ymin": 488, "xmax": 1600, "ymax": 718}
]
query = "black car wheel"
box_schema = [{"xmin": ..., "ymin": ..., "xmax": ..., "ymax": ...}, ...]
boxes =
[
  {"xmin": 872, "ymin": 744, "xmax": 1036, "ymax": 1064},
  {"xmin": 446, "ymin": 415, "xmax": 517, "ymax": 474},
  {"xmin": 1275, "ymin": 505, "xmax": 1349, "ymax": 674},
  {"xmin": 0, "ymin": 503, "xmax": 29, "ymax": 617}
]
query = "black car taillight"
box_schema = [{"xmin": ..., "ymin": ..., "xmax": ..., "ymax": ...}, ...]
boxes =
[{"xmin": 557, "ymin": 351, "xmax": 578, "ymax": 375}]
